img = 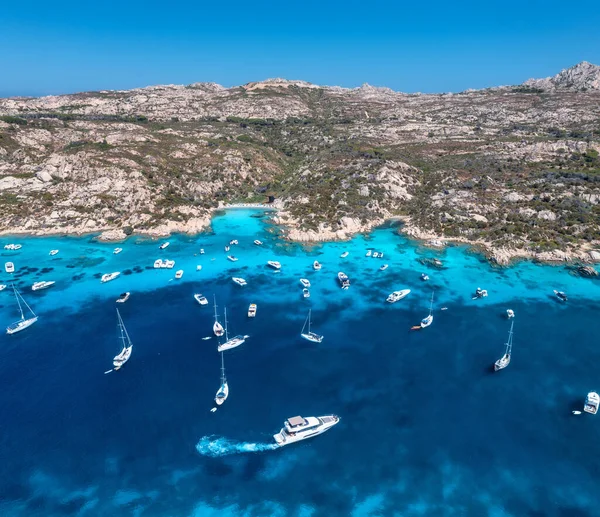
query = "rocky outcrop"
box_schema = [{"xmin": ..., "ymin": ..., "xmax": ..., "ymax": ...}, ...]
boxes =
[{"xmin": 524, "ymin": 61, "xmax": 600, "ymax": 91}]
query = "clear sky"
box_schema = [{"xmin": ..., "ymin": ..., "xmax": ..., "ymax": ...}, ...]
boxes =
[{"xmin": 2, "ymin": 0, "xmax": 599, "ymax": 97}]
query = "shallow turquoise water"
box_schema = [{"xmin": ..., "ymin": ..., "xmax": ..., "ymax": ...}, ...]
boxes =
[{"xmin": 0, "ymin": 209, "xmax": 599, "ymax": 516}]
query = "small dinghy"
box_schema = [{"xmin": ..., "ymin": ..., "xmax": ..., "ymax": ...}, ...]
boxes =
[
  {"xmin": 554, "ymin": 290, "xmax": 568, "ymax": 302},
  {"xmin": 507, "ymin": 309, "xmax": 515, "ymax": 318},
  {"xmin": 572, "ymin": 410, "xmax": 582, "ymax": 415}
]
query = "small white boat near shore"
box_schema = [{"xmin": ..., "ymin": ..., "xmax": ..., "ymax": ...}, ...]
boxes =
[
  {"xmin": 340, "ymin": 251, "xmax": 349, "ymax": 258},
  {"xmin": 159, "ymin": 242, "xmax": 170, "ymax": 250},
  {"xmin": 4, "ymin": 244, "xmax": 22, "ymax": 251},
  {"xmin": 113, "ymin": 247, "xmax": 123, "ymax": 254},
  {"xmin": 313, "ymin": 260, "xmax": 322, "ymax": 271},
  {"xmin": 154, "ymin": 259, "xmax": 163, "ymax": 268},
  {"xmin": 32, "ymin": 281, "xmax": 55, "ymax": 291},
  {"xmin": 232, "ymin": 277, "xmax": 247, "ymax": 286},
  {"xmin": 337, "ymin": 272, "xmax": 350, "ymax": 290},
  {"xmin": 227, "ymin": 255, "xmax": 238, "ymax": 262},
  {"xmin": 49, "ymin": 249, "xmax": 59, "ymax": 256},
  {"xmin": 254, "ymin": 240, "xmax": 263, "ymax": 246},
  {"xmin": 267, "ymin": 260, "xmax": 281, "ymax": 270},
  {"xmin": 379, "ymin": 264, "xmax": 389, "ymax": 271},
  {"xmin": 386, "ymin": 289, "xmax": 410, "ymax": 303},
  {"xmin": 175, "ymin": 269, "xmax": 184, "ymax": 279},
  {"xmin": 164, "ymin": 260, "xmax": 175, "ymax": 269},
  {"xmin": 0, "ymin": 284, "xmax": 6, "ymax": 292},
  {"xmin": 101, "ymin": 272, "xmax": 120, "ymax": 283},
  {"xmin": 303, "ymin": 288, "xmax": 310, "ymax": 298}
]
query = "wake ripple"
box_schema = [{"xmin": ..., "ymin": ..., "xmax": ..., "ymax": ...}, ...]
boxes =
[{"xmin": 196, "ymin": 435, "xmax": 279, "ymax": 457}]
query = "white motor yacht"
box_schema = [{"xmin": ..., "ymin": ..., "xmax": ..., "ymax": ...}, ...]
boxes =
[
  {"xmin": 365, "ymin": 250, "xmax": 372, "ymax": 257},
  {"xmin": 196, "ymin": 265, "xmax": 202, "ymax": 271},
  {"xmin": 227, "ymin": 255, "xmax": 238, "ymax": 262},
  {"xmin": 386, "ymin": 289, "xmax": 411, "ymax": 303},
  {"xmin": 230, "ymin": 239, "xmax": 239, "ymax": 245},
  {"xmin": 113, "ymin": 247, "xmax": 123, "ymax": 254},
  {"xmin": 4, "ymin": 244, "xmax": 22, "ymax": 250},
  {"xmin": 164, "ymin": 260, "xmax": 175, "ymax": 269},
  {"xmin": 101, "ymin": 272, "xmax": 120, "ymax": 283},
  {"xmin": 554, "ymin": 290, "xmax": 568, "ymax": 302},
  {"xmin": 116, "ymin": 292, "xmax": 130, "ymax": 303},
  {"xmin": 232, "ymin": 277, "xmax": 247, "ymax": 286},
  {"xmin": 248, "ymin": 303, "xmax": 257, "ymax": 317},
  {"xmin": 273, "ymin": 415, "xmax": 339, "ymax": 447},
  {"xmin": 380, "ymin": 264, "xmax": 389, "ymax": 271},
  {"xmin": 337, "ymin": 272, "xmax": 350, "ymax": 290},
  {"xmin": 213, "ymin": 296, "xmax": 224, "ymax": 337},
  {"xmin": 313, "ymin": 260, "xmax": 322, "ymax": 271},
  {"xmin": 5, "ymin": 262, "xmax": 15, "ymax": 273},
  {"xmin": 267, "ymin": 260, "xmax": 281, "ymax": 270},
  {"xmin": 340, "ymin": 251, "xmax": 349, "ymax": 258},
  {"xmin": 473, "ymin": 287, "xmax": 488, "ymax": 300},
  {"xmin": 507, "ymin": 309, "xmax": 515, "ymax": 318},
  {"xmin": 154, "ymin": 259, "xmax": 163, "ymax": 268},
  {"xmin": 49, "ymin": 249, "xmax": 59, "ymax": 256},
  {"xmin": 32, "ymin": 281, "xmax": 55, "ymax": 291},
  {"xmin": 300, "ymin": 278, "xmax": 311, "ymax": 288},
  {"xmin": 175, "ymin": 270, "xmax": 184, "ymax": 279},
  {"xmin": 200, "ymin": 248, "xmax": 205, "ymax": 254},
  {"xmin": 421, "ymin": 273, "xmax": 429, "ymax": 281},
  {"xmin": 302, "ymin": 288, "xmax": 310, "ymax": 298},
  {"xmin": 254, "ymin": 240, "xmax": 263, "ymax": 246},
  {"xmin": 159, "ymin": 242, "xmax": 170, "ymax": 250},
  {"xmin": 584, "ymin": 392, "xmax": 599, "ymax": 415},
  {"xmin": 372, "ymin": 252, "xmax": 379, "ymax": 258},
  {"xmin": 194, "ymin": 293, "xmax": 208, "ymax": 305}
]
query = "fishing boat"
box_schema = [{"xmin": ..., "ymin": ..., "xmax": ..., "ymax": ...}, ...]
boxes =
[
  {"xmin": 248, "ymin": 303, "xmax": 257, "ymax": 317},
  {"xmin": 340, "ymin": 251, "xmax": 349, "ymax": 258},
  {"xmin": 101, "ymin": 272, "xmax": 120, "ymax": 283},
  {"xmin": 213, "ymin": 296, "xmax": 224, "ymax": 337},
  {"xmin": 379, "ymin": 264, "xmax": 389, "ymax": 271},
  {"xmin": 300, "ymin": 278, "xmax": 311, "ymax": 288},
  {"xmin": 420, "ymin": 291, "xmax": 435, "ymax": 328},
  {"xmin": 386, "ymin": 289, "xmax": 411, "ymax": 303},
  {"xmin": 217, "ymin": 307, "xmax": 247, "ymax": 352},
  {"xmin": 232, "ymin": 277, "xmax": 247, "ymax": 286},
  {"xmin": 116, "ymin": 292, "xmax": 130, "ymax": 303},
  {"xmin": 365, "ymin": 250, "xmax": 372, "ymax": 257},
  {"xmin": 507, "ymin": 309, "xmax": 515, "ymax": 318},
  {"xmin": 113, "ymin": 308, "xmax": 133, "ymax": 371},
  {"xmin": 494, "ymin": 320, "xmax": 514, "ymax": 372},
  {"xmin": 303, "ymin": 288, "xmax": 310, "ymax": 298},
  {"xmin": 421, "ymin": 273, "xmax": 429, "ymax": 281},
  {"xmin": 214, "ymin": 352, "xmax": 229, "ymax": 406},
  {"xmin": 554, "ymin": 290, "xmax": 568, "ymax": 302},
  {"xmin": 31, "ymin": 281, "xmax": 55, "ymax": 291},
  {"xmin": 267, "ymin": 260, "xmax": 281, "ymax": 270},
  {"xmin": 313, "ymin": 260, "xmax": 322, "ymax": 271},
  {"xmin": 6, "ymin": 285, "xmax": 38, "ymax": 335},
  {"xmin": 337, "ymin": 271, "xmax": 350, "ymax": 290},
  {"xmin": 254, "ymin": 240, "xmax": 263, "ymax": 246},
  {"xmin": 583, "ymin": 392, "xmax": 599, "ymax": 415},
  {"xmin": 175, "ymin": 269, "xmax": 184, "ymax": 279},
  {"xmin": 194, "ymin": 293, "xmax": 208, "ymax": 305},
  {"xmin": 300, "ymin": 309, "xmax": 323, "ymax": 343},
  {"xmin": 273, "ymin": 415, "xmax": 339, "ymax": 447},
  {"xmin": 49, "ymin": 249, "xmax": 59, "ymax": 256},
  {"xmin": 113, "ymin": 247, "xmax": 123, "ymax": 254},
  {"xmin": 5, "ymin": 262, "xmax": 15, "ymax": 273},
  {"xmin": 153, "ymin": 259, "xmax": 163, "ymax": 268},
  {"xmin": 159, "ymin": 242, "xmax": 170, "ymax": 250},
  {"xmin": 227, "ymin": 255, "xmax": 238, "ymax": 262}
]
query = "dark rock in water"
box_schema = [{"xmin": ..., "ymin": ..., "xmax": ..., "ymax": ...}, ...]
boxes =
[
  {"xmin": 40, "ymin": 267, "xmax": 53, "ymax": 273},
  {"xmin": 93, "ymin": 273, "xmax": 102, "ymax": 279},
  {"xmin": 123, "ymin": 269, "xmax": 133, "ymax": 275},
  {"xmin": 26, "ymin": 267, "xmax": 39, "ymax": 273},
  {"xmin": 567, "ymin": 264, "xmax": 599, "ymax": 278},
  {"xmin": 72, "ymin": 273, "xmax": 86, "ymax": 281},
  {"xmin": 418, "ymin": 257, "xmax": 445, "ymax": 269},
  {"xmin": 66, "ymin": 265, "xmax": 75, "ymax": 269},
  {"xmin": 144, "ymin": 266, "xmax": 154, "ymax": 270}
]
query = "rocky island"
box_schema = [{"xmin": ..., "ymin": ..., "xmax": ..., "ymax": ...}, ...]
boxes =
[{"xmin": 1, "ymin": 62, "xmax": 599, "ymax": 264}]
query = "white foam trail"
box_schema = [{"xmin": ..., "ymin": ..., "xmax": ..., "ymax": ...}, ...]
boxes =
[{"xmin": 196, "ymin": 435, "xmax": 279, "ymax": 457}]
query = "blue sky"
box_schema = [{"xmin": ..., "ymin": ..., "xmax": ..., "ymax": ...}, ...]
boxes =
[{"xmin": 1, "ymin": 0, "xmax": 599, "ymax": 96}]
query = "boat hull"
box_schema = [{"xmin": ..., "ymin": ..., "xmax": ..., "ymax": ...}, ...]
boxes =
[
  {"xmin": 217, "ymin": 336, "xmax": 246, "ymax": 352},
  {"xmin": 273, "ymin": 416, "xmax": 339, "ymax": 447},
  {"xmin": 6, "ymin": 317, "xmax": 38, "ymax": 335}
]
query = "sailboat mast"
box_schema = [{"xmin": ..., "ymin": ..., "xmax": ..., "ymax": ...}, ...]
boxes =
[
  {"xmin": 220, "ymin": 352, "xmax": 226, "ymax": 383},
  {"xmin": 224, "ymin": 307, "xmax": 229, "ymax": 341},
  {"xmin": 308, "ymin": 309, "xmax": 312, "ymax": 333},
  {"xmin": 213, "ymin": 295, "xmax": 218, "ymax": 322},
  {"xmin": 12, "ymin": 284, "xmax": 25, "ymax": 320},
  {"xmin": 506, "ymin": 320, "xmax": 514, "ymax": 354},
  {"xmin": 429, "ymin": 290, "xmax": 434, "ymax": 315},
  {"xmin": 116, "ymin": 308, "xmax": 128, "ymax": 348}
]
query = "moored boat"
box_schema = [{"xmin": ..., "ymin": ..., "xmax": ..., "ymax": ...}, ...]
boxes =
[
  {"xmin": 49, "ymin": 249, "xmax": 59, "ymax": 256},
  {"xmin": 5, "ymin": 262, "xmax": 15, "ymax": 273},
  {"xmin": 196, "ymin": 265, "xmax": 202, "ymax": 271},
  {"xmin": 300, "ymin": 309, "xmax": 323, "ymax": 343},
  {"xmin": 584, "ymin": 392, "xmax": 599, "ymax": 415},
  {"xmin": 300, "ymin": 278, "xmax": 311, "ymax": 288},
  {"xmin": 554, "ymin": 290, "xmax": 568, "ymax": 302},
  {"xmin": 421, "ymin": 273, "xmax": 429, "ymax": 281},
  {"xmin": 420, "ymin": 291, "xmax": 435, "ymax": 328},
  {"xmin": 494, "ymin": 320, "xmax": 514, "ymax": 371},
  {"xmin": 247, "ymin": 303, "xmax": 257, "ymax": 317},
  {"xmin": 227, "ymin": 255, "xmax": 238, "ymax": 262},
  {"xmin": 175, "ymin": 269, "xmax": 184, "ymax": 279},
  {"xmin": 113, "ymin": 247, "xmax": 123, "ymax": 254},
  {"xmin": 340, "ymin": 251, "xmax": 349, "ymax": 258},
  {"xmin": 365, "ymin": 250, "xmax": 372, "ymax": 257},
  {"xmin": 302, "ymin": 288, "xmax": 310, "ymax": 298},
  {"xmin": 267, "ymin": 260, "xmax": 281, "ymax": 270},
  {"xmin": 254, "ymin": 240, "xmax": 263, "ymax": 246},
  {"xmin": 113, "ymin": 308, "xmax": 133, "ymax": 370},
  {"xmin": 213, "ymin": 295, "xmax": 224, "ymax": 337},
  {"xmin": 159, "ymin": 242, "xmax": 170, "ymax": 250},
  {"xmin": 154, "ymin": 259, "xmax": 163, "ymax": 268},
  {"xmin": 337, "ymin": 271, "xmax": 350, "ymax": 290},
  {"xmin": 214, "ymin": 352, "xmax": 229, "ymax": 406},
  {"xmin": 194, "ymin": 293, "xmax": 208, "ymax": 305},
  {"xmin": 472, "ymin": 287, "xmax": 488, "ymax": 300},
  {"xmin": 232, "ymin": 277, "xmax": 247, "ymax": 286},
  {"xmin": 116, "ymin": 292, "xmax": 130, "ymax": 303},
  {"xmin": 379, "ymin": 264, "xmax": 389, "ymax": 271},
  {"xmin": 507, "ymin": 309, "xmax": 515, "ymax": 318},
  {"xmin": 313, "ymin": 260, "xmax": 322, "ymax": 271},
  {"xmin": 164, "ymin": 260, "xmax": 175, "ymax": 269},
  {"xmin": 386, "ymin": 289, "xmax": 411, "ymax": 303},
  {"xmin": 101, "ymin": 272, "xmax": 120, "ymax": 283},
  {"xmin": 217, "ymin": 307, "xmax": 247, "ymax": 352},
  {"xmin": 32, "ymin": 281, "xmax": 55, "ymax": 291},
  {"xmin": 6, "ymin": 284, "xmax": 38, "ymax": 335},
  {"xmin": 273, "ymin": 415, "xmax": 339, "ymax": 447},
  {"xmin": 0, "ymin": 284, "xmax": 6, "ymax": 291}
]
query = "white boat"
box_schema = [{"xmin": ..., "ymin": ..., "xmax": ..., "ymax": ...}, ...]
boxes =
[
  {"xmin": 494, "ymin": 320, "xmax": 514, "ymax": 372},
  {"xmin": 159, "ymin": 242, "xmax": 170, "ymax": 250},
  {"xmin": 232, "ymin": 277, "xmax": 247, "ymax": 286},
  {"xmin": 196, "ymin": 265, "xmax": 202, "ymax": 271},
  {"xmin": 194, "ymin": 293, "xmax": 208, "ymax": 305},
  {"xmin": 215, "ymin": 352, "xmax": 229, "ymax": 406},
  {"xmin": 421, "ymin": 273, "xmax": 429, "ymax": 281},
  {"xmin": 273, "ymin": 415, "xmax": 339, "ymax": 447},
  {"xmin": 313, "ymin": 260, "xmax": 322, "ymax": 271},
  {"xmin": 379, "ymin": 252, "xmax": 384, "ymax": 259},
  {"xmin": 49, "ymin": 249, "xmax": 59, "ymax": 256},
  {"xmin": 472, "ymin": 287, "xmax": 488, "ymax": 300},
  {"xmin": 164, "ymin": 260, "xmax": 175, "ymax": 269},
  {"xmin": 386, "ymin": 289, "xmax": 411, "ymax": 303},
  {"xmin": 113, "ymin": 247, "xmax": 123, "ymax": 254},
  {"xmin": 101, "ymin": 272, "xmax": 120, "ymax": 283},
  {"xmin": 303, "ymin": 288, "xmax": 310, "ymax": 298},
  {"xmin": 200, "ymin": 248, "xmax": 205, "ymax": 254},
  {"xmin": 300, "ymin": 278, "xmax": 311, "ymax": 288},
  {"xmin": 5, "ymin": 262, "xmax": 15, "ymax": 273},
  {"xmin": 6, "ymin": 285, "xmax": 38, "ymax": 335},
  {"xmin": 213, "ymin": 295, "xmax": 224, "ymax": 337},
  {"xmin": 227, "ymin": 255, "xmax": 238, "ymax": 262},
  {"xmin": 380, "ymin": 264, "xmax": 389, "ymax": 271},
  {"xmin": 337, "ymin": 271, "xmax": 350, "ymax": 290},
  {"xmin": 116, "ymin": 292, "xmax": 130, "ymax": 303},
  {"xmin": 175, "ymin": 269, "xmax": 184, "ymax": 279},
  {"xmin": 420, "ymin": 291, "xmax": 435, "ymax": 328},
  {"xmin": 153, "ymin": 259, "xmax": 163, "ymax": 268},
  {"xmin": 267, "ymin": 260, "xmax": 281, "ymax": 270},
  {"xmin": 372, "ymin": 252, "xmax": 379, "ymax": 258},
  {"xmin": 365, "ymin": 250, "xmax": 372, "ymax": 257},
  {"xmin": 248, "ymin": 303, "xmax": 257, "ymax": 317},
  {"xmin": 230, "ymin": 239, "xmax": 238, "ymax": 245},
  {"xmin": 31, "ymin": 281, "xmax": 55, "ymax": 291},
  {"xmin": 3, "ymin": 244, "xmax": 22, "ymax": 250},
  {"xmin": 217, "ymin": 307, "xmax": 247, "ymax": 352},
  {"xmin": 300, "ymin": 309, "xmax": 323, "ymax": 343},
  {"xmin": 0, "ymin": 284, "xmax": 6, "ymax": 291},
  {"xmin": 340, "ymin": 251, "xmax": 349, "ymax": 258},
  {"xmin": 554, "ymin": 290, "xmax": 568, "ymax": 302},
  {"xmin": 254, "ymin": 240, "xmax": 263, "ymax": 246},
  {"xmin": 113, "ymin": 308, "xmax": 133, "ymax": 370},
  {"xmin": 224, "ymin": 245, "xmax": 230, "ymax": 252},
  {"xmin": 507, "ymin": 309, "xmax": 515, "ymax": 318},
  {"xmin": 584, "ymin": 392, "xmax": 599, "ymax": 415}
]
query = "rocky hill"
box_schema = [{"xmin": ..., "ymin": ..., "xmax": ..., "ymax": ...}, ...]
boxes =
[{"xmin": 1, "ymin": 62, "xmax": 600, "ymax": 264}]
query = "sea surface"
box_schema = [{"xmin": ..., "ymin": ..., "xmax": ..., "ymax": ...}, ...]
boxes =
[{"xmin": 1, "ymin": 209, "xmax": 599, "ymax": 517}]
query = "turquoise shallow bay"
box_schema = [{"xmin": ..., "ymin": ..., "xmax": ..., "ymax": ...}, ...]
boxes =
[{"xmin": 0, "ymin": 209, "xmax": 599, "ymax": 516}]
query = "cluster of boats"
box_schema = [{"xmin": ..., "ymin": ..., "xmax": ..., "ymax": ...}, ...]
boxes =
[
  {"xmin": 3, "ymin": 243, "xmax": 22, "ymax": 250},
  {"xmin": 153, "ymin": 259, "xmax": 175, "ymax": 269}
]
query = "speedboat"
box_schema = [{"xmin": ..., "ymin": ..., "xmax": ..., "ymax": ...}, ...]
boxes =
[
  {"xmin": 372, "ymin": 252, "xmax": 379, "ymax": 258},
  {"xmin": 3, "ymin": 244, "xmax": 22, "ymax": 250},
  {"xmin": 379, "ymin": 252, "xmax": 384, "ymax": 259},
  {"xmin": 200, "ymin": 248, "xmax": 205, "ymax": 254},
  {"xmin": 554, "ymin": 290, "xmax": 568, "ymax": 302},
  {"xmin": 164, "ymin": 260, "xmax": 175, "ymax": 269},
  {"xmin": 194, "ymin": 294, "xmax": 208, "ymax": 305},
  {"xmin": 267, "ymin": 260, "xmax": 281, "ymax": 270},
  {"xmin": 584, "ymin": 392, "xmax": 599, "ymax": 415},
  {"xmin": 340, "ymin": 251, "xmax": 349, "ymax": 258},
  {"xmin": 254, "ymin": 240, "xmax": 263, "ymax": 246},
  {"xmin": 101, "ymin": 272, "xmax": 120, "ymax": 283},
  {"xmin": 116, "ymin": 292, "xmax": 130, "ymax": 303},
  {"xmin": 300, "ymin": 278, "xmax": 311, "ymax": 288},
  {"xmin": 175, "ymin": 269, "xmax": 184, "ymax": 279},
  {"xmin": 380, "ymin": 264, "xmax": 389, "ymax": 271},
  {"xmin": 273, "ymin": 415, "xmax": 339, "ymax": 447},
  {"xmin": 473, "ymin": 287, "xmax": 488, "ymax": 299},
  {"xmin": 49, "ymin": 249, "xmax": 59, "ymax": 256},
  {"xmin": 13, "ymin": 244, "xmax": 22, "ymax": 250},
  {"xmin": 230, "ymin": 239, "xmax": 239, "ymax": 245},
  {"xmin": 337, "ymin": 272, "xmax": 350, "ymax": 290},
  {"xmin": 313, "ymin": 260, "xmax": 322, "ymax": 271},
  {"xmin": 196, "ymin": 265, "xmax": 202, "ymax": 271},
  {"xmin": 232, "ymin": 277, "xmax": 247, "ymax": 286},
  {"xmin": 5, "ymin": 262, "xmax": 15, "ymax": 273},
  {"xmin": 159, "ymin": 242, "xmax": 170, "ymax": 250},
  {"xmin": 303, "ymin": 288, "xmax": 310, "ymax": 298},
  {"xmin": 224, "ymin": 245, "xmax": 230, "ymax": 252},
  {"xmin": 154, "ymin": 259, "xmax": 163, "ymax": 268},
  {"xmin": 507, "ymin": 309, "xmax": 515, "ymax": 318},
  {"xmin": 248, "ymin": 303, "xmax": 257, "ymax": 317},
  {"xmin": 227, "ymin": 255, "xmax": 238, "ymax": 262},
  {"xmin": 386, "ymin": 289, "xmax": 411, "ymax": 303},
  {"xmin": 365, "ymin": 250, "xmax": 372, "ymax": 257},
  {"xmin": 113, "ymin": 247, "xmax": 123, "ymax": 254},
  {"xmin": 0, "ymin": 284, "xmax": 6, "ymax": 292},
  {"xmin": 421, "ymin": 273, "xmax": 429, "ymax": 281},
  {"xmin": 31, "ymin": 281, "xmax": 55, "ymax": 291}
]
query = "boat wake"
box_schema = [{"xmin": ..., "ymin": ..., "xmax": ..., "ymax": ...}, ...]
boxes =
[{"xmin": 195, "ymin": 435, "xmax": 278, "ymax": 457}]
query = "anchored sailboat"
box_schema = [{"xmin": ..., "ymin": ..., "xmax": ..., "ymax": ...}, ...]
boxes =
[
  {"xmin": 494, "ymin": 320, "xmax": 514, "ymax": 372},
  {"xmin": 113, "ymin": 308, "xmax": 133, "ymax": 371},
  {"xmin": 6, "ymin": 284, "xmax": 38, "ymax": 334},
  {"xmin": 213, "ymin": 295, "xmax": 224, "ymax": 337},
  {"xmin": 214, "ymin": 352, "xmax": 229, "ymax": 406},
  {"xmin": 218, "ymin": 307, "xmax": 247, "ymax": 352},
  {"xmin": 420, "ymin": 291, "xmax": 435, "ymax": 328},
  {"xmin": 300, "ymin": 309, "xmax": 323, "ymax": 343}
]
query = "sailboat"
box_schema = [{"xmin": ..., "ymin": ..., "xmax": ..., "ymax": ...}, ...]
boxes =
[
  {"xmin": 420, "ymin": 290, "xmax": 435, "ymax": 328},
  {"xmin": 214, "ymin": 352, "xmax": 229, "ymax": 406},
  {"xmin": 218, "ymin": 307, "xmax": 247, "ymax": 352},
  {"xmin": 494, "ymin": 320, "xmax": 514, "ymax": 372},
  {"xmin": 300, "ymin": 309, "xmax": 323, "ymax": 343},
  {"xmin": 113, "ymin": 308, "xmax": 133, "ymax": 371},
  {"xmin": 6, "ymin": 284, "xmax": 38, "ymax": 334},
  {"xmin": 213, "ymin": 295, "xmax": 224, "ymax": 337}
]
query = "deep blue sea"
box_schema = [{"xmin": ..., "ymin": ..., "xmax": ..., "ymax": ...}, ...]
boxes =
[{"xmin": 1, "ymin": 209, "xmax": 600, "ymax": 517}]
